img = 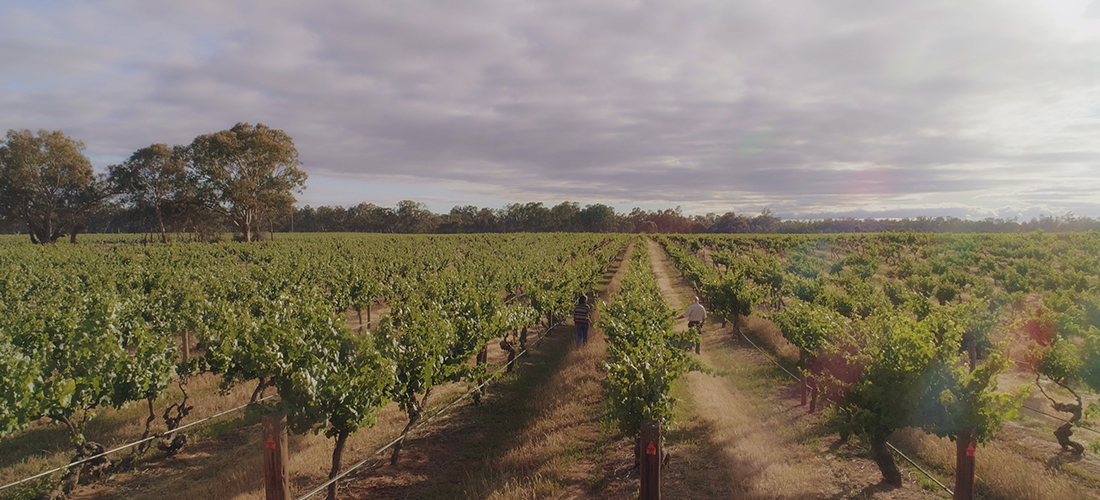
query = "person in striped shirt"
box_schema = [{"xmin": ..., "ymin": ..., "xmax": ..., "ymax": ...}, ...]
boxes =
[{"xmin": 573, "ymin": 295, "xmax": 590, "ymax": 347}]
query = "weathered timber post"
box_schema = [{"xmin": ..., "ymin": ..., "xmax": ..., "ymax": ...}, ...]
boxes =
[
  {"xmin": 954, "ymin": 428, "xmax": 976, "ymax": 500},
  {"xmin": 181, "ymin": 330, "xmax": 190, "ymax": 365},
  {"xmin": 955, "ymin": 341, "xmax": 977, "ymax": 500},
  {"xmin": 640, "ymin": 420, "xmax": 661, "ymax": 500},
  {"xmin": 263, "ymin": 413, "xmax": 290, "ymax": 500},
  {"xmin": 800, "ymin": 372, "xmax": 808, "ymax": 406},
  {"xmin": 519, "ymin": 327, "xmax": 528, "ymax": 358},
  {"xmin": 808, "ymin": 376, "xmax": 819, "ymax": 413}
]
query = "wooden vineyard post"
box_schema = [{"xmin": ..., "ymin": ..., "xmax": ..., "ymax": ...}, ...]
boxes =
[
  {"xmin": 640, "ymin": 420, "xmax": 661, "ymax": 500},
  {"xmin": 808, "ymin": 376, "xmax": 818, "ymax": 414},
  {"xmin": 800, "ymin": 372, "xmax": 807, "ymax": 406},
  {"xmin": 181, "ymin": 330, "xmax": 190, "ymax": 365},
  {"xmin": 263, "ymin": 413, "xmax": 290, "ymax": 500},
  {"xmin": 954, "ymin": 429, "xmax": 975, "ymax": 500},
  {"xmin": 955, "ymin": 340, "xmax": 977, "ymax": 500}
]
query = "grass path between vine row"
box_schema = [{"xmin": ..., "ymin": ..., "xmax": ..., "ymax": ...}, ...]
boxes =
[
  {"xmin": 335, "ymin": 240, "xmax": 639, "ymax": 499},
  {"xmin": 644, "ymin": 238, "xmax": 943, "ymax": 500},
  {"xmin": 428, "ymin": 240, "xmax": 639, "ymax": 500}
]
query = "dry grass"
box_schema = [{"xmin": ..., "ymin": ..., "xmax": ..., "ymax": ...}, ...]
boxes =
[
  {"xmin": 891, "ymin": 428, "xmax": 1099, "ymax": 500},
  {"xmin": 469, "ymin": 242, "xmax": 636, "ymax": 500},
  {"xmin": 1, "ymin": 373, "xmax": 260, "ymax": 500},
  {"xmin": 742, "ymin": 314, "xmax": 801, "ymax": 363},
  {"xmin": 477, "ymin": 333, "xmax": 612, "ymax": 500}
]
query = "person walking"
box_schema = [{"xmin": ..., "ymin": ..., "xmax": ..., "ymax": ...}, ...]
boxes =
[
  {"xmin": 573, "ymin": 295, "xmax": 590, "ymax": 347},
  {"xmin": 679, "ymin": 296, "xmax": 706, "ymax": 353}
]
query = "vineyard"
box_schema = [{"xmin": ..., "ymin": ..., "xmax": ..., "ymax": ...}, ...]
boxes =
[
  {"xmin": 1, "ymin": 232, "xmax": 1100, "ymax": 499},
  {"xmin": 0, "ymin": 233, "xmax": 627, "ymax": 499},
  {"xmin": 658, "ymin": 232, "xmax": 1100, "ymax": 497}
]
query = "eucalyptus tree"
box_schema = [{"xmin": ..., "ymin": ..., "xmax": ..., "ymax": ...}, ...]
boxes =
[
  {"xmin": 0, "ymin": 129, "xmax": 109, "ymax": 243},
  {"xmin": 186, "ymin": 123, "xmax": 306, "ymax": 242},
  {"xmin": 108, "ymin": 143, "xmax": 191, "ymax": 243}
]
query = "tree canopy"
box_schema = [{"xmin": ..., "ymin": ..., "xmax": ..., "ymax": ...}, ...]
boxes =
[
  {"xmin": 0, "ymin": 130, "xmax": 107, "ymax": 243},
  {"xmin": 186, "ymin": 123, "xmax": 306, "ymax": 242}
]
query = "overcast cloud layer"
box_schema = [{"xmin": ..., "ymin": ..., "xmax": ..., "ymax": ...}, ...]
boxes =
[{"xmin": 3, "ymin": 0, "xmax": 1100, "ymax": 219}]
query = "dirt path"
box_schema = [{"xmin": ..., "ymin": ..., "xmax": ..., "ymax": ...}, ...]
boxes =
[{"xmin": 645, "ymin": 238, "xmax": 940, "ymax": 500}]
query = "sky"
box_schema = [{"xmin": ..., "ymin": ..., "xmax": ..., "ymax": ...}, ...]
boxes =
[{"xmin": 2, "ymin": 0, "xmax": 1100, "ymax": 220}]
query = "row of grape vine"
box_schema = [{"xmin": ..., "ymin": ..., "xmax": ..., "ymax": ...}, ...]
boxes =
[
  {"xmin": 0, "ymin": 233, "xmax": 626, "ymax": 499},
  {"xmin": 656, "ymin": 233, "xmax": 1088, "ymax": 487}
]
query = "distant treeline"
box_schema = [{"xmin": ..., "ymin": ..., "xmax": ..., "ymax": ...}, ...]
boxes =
[
  {"xmin": 4, "ymin": 126, "xmax": 1098, "ymax": 242},
  {"xmin": 79, "ymin": 200, "xmax": 1100, "ymax": 236}
]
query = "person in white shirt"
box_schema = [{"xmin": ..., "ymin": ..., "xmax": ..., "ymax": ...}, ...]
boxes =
[{"xmin": 679, "ymin": 296, "xmax": 706, "ymax": 353}]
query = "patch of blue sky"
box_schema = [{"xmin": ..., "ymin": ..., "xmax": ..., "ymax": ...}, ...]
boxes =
[
  {"xmin": 3, "ymin": 0, "xmax": 69, "ymax": 12},
  {"xmin": 0, "ymin": 78, "xmax": 35, "ymax": 93}
]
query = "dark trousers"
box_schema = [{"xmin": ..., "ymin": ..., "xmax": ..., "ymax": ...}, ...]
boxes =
[{"xmin": 687, "ymin": 321, "xmax": 702, "ymax": 353}]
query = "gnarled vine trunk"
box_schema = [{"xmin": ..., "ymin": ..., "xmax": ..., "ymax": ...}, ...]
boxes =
[
  {"xmin": 871, "ymin": 435, "xmax": 902, "ymax": 487},
  {"xmin": 327, "ymin": 430, "xmax": 350, "ymax": 500}
]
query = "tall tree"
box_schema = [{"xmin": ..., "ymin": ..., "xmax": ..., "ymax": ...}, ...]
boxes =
[
  {"xmin": 547, "ymin": 201, "xmax": 580, "ymax": 231},
  {"xmin": 0, "ymin": 129, "xmax": 108, "ymax": 244},
  {"xmin": 109, "ymin": 143, "xmax": 190, "ymax": 243},
  {"xmin": 394, "ymin": 200, "xmax": 439, "ymax": 233},
  {"xmin": 575, "ymin": 203, "xmax": 619, "ymax": 232},
  {"xmin": 187, "ymin": 123, "xmax": 306, "ymax": 242}
]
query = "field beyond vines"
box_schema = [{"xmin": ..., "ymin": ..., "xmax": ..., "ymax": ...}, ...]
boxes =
[{"xmin": 2, "ymin": 232, "xmax": 1100, "ymax": 500}]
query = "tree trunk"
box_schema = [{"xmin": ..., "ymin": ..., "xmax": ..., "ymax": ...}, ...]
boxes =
[
  {"xmin": 391, "ymin": 412, "xmax": 418, "ymax": 465},
  {"xmin": 156, "ymin": 205, "xmax": 168, "ymax": 244},
  {"xmin": 500, "ymin": 339, "xmax": 516, "ymax": 373},
  {"xmin": 251, "ymin": 377, "xmax": 270, "ymax": 403},
  {"xmin": 1054, "ymin": 422, "xmax": 1085, "ymax": 455},
  {"xmin": 136, "ymin": 398, "xmax": 157, "ymax": 456},
  {"xmin": 1041, "ymin": 377, "xmax": 1086, "ymax": 455},
  {"xmin": 391, "ymin": 390, "xmax": 428, "ymax": 465},
  {"xmin": 327, "ymin": 430, "xmax": 350, "ymax": 500},
  {"xmin": 871, "ymin": 435, "xmax": 902, "ymax": 487}
]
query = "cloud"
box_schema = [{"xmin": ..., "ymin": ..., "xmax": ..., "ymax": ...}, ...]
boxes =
[
  {"xmin": 1088, "ymin": 0, "xmax": 1100, "ymax": 18},
  {"xmin": 1, "ymin": 0, "xmax": 1100, "ymax": 217}
]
